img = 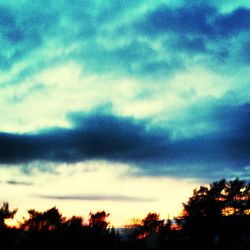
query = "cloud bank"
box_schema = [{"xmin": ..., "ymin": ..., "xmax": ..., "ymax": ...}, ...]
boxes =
[
  {"xmin": 1, "ymin": 103, "xmax": 249, "ymax": 179},
  {"xmin": 1, "ymin": 0, "xmax": 250, "ymax": 180}
]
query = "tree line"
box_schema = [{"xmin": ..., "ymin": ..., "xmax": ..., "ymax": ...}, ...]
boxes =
[{"xmin": 0, "ymin": 178, "xmax": 249, "ymax": 250}]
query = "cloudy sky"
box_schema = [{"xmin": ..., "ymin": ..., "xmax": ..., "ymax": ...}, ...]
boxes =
[{"xmin": 1, "ymin": 0, "xmax": 250, "ymax": 226}]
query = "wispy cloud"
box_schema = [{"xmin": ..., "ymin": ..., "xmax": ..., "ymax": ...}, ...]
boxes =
[
  {"xmin": 5, "ymin": 180, "xmax": 33, "ymax": 186},
  {"xmin": 38, "ymin": 194, "xmax": 155, "ymax": 202}
]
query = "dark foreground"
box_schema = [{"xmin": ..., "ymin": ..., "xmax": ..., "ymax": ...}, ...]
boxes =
[{"xmin": 1, "ymin": 225, "xmax": 250, "ymax": 250}]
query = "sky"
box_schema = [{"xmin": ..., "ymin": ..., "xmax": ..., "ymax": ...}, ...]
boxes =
[{"xmin": 1, "ymin": 0, "xmax": 250, "ymax": 227}]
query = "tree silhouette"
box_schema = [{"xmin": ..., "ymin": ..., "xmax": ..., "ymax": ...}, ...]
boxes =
[
  {"xmin": 142, "ymin": 212, "xmax": 163, "ymax": 235},
  {"xmin": 89, "ymin": 211, "xmax": 110, "ymax": 232},
  {"xmin": 224, "ymin": 178, "xmax": 250, "ymax": 216},
  {"xmin": 22, "ymin": 206, "xmax": 64, "ymax": 231},
  {"xmin": 0, "ymin": 202, "xmax": 17, "ymax": 229},
  {"xmin": 176, "ymin": 178, "xmax": 250, "ymax": 249},
  {"xmin": 63, "ymin": 216, "xmax": 83, "ymax": 231}
]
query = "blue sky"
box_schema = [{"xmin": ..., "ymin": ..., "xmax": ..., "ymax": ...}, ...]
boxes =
[{"xmin": 1, "ymin": 0, "xmax": 250, "ymax": 226}]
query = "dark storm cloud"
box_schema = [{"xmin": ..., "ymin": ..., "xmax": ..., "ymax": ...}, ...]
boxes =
[
  {"xmin": 38, "ymin": 194, "xmax": 155, "ymax": 202},
  {"xmin": 0, "ymin": 103, "xmax": 250, "ymax": 178},
  {"xmin": 0, "ymin": 114, "xmax": 167, "ymax": 164}
]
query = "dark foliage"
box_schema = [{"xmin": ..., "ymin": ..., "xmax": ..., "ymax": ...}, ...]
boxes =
[{"xmin": 175, "ymin": 178, "xmax": 250, "ymax": 250}]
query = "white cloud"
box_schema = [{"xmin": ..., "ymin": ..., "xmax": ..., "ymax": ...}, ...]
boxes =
[
  {"xmin": 0, "ymin": 60, "xmax": 244, "ymax": 135},
  {"xmin": 1, "ymin": 161, "xmax": 200, "ymax": 227}
]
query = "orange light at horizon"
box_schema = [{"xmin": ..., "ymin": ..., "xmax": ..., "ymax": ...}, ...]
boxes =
[
  {"xmin": 137, "ymin": 232, "xmax": 148, "ymax": 239},
  {"xmin": 5, "ymin": 218, "xmax": 20, "ymax": 229},
  {"xmin": 170, "ymin": 223, "xmax": 181, "ymax": 231},
  {"xmin": 245, "ymin": 209, "xmax": 250, "ymax": 215}
]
